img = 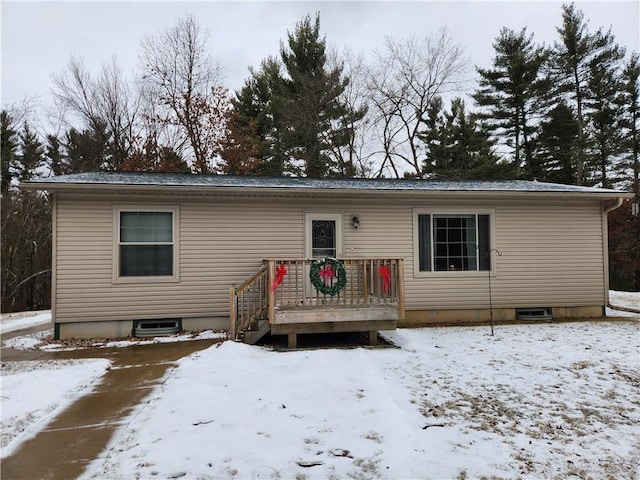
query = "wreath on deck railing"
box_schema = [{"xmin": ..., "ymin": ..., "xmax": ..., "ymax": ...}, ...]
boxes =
[{"xmin": 309, "ymin": 257, "xmax": 347, "ymax": 296}]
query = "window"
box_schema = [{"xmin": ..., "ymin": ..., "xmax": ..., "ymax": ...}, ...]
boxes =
[
  {"xmin": 311, "ymin": 220, "xmax": 336, "ymax": 257},
  {"xmin": 417, "ymin": 213, "xmax": 491, "ymax": 272},
  {"xmin": 115, "ymin": 207, "xmax": 178, "ymax": 281}
]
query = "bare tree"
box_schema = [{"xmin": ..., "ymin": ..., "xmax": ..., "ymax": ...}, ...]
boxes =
[
  {"xmin": 52, "ymin": 56, "xmax": 140, "ymax": 169},
  {"xmin": 367, "ymin": 29, "xmax": 467, "ymax": 177},
  {"xmin": 140, "ymin": 14, "xmax": 226, "ymax": 173},
  {"xmin": 1, "ymin": 190, "xmax": 52, "ymax": 312},
  {"xmin": 52, "ymin": 56, "xmax": 101, "ymax": 131},
  {"xmin": 327, "ymin": 47, "xmax": 375, "ymax": 177},
  {"xmin": 95, "ymin": 59, "xmax": 141, "ymax": 166},
  {"xmin": 137, "ymin": 79, "xmax": 186, "ymax": 157}
]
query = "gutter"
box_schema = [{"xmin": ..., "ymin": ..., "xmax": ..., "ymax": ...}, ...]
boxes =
[
  {"xmin": 603, "ymin": 196, "xmax": 624, "ymax": 215},
  {"xmin": 20, "ymin": 182, "xmax": 636, "ymax": 201},
  {"xmin": 602, "ymin": 197, "xmax": 625, "ymax": 310}
]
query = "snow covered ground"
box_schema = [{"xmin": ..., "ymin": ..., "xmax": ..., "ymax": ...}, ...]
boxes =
[
  {"xmin": 0, "ymin": 311, "xmax": 222, "ymax": 458},
  {"xmin": 78, "ymin": 320, "xmax": 639, "ymax": 480},
  {"xmin": 610, "ymin": 290, "xmax": 640, "ymax": 312},
  {"xmin": 2, "ymin": 292, "xmax": 639, "ymax": 478},
  {"xmin": 1, "ymin": 359, "xmax": 110, "ymax": 458},
  {"xmin": 0, "ymin": 310, "xmax": 51, "ymax": 334},
  {"xmin": 1, "ymin": 311, "xmax": 108, "ymax": 457},
  {"xmin": 29, "ymin": 329, "xmax": 224, "ymax": 351}
]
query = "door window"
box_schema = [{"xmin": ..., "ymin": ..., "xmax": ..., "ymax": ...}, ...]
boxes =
[{"xmin": 311, "ymin": 220, "xmax": 336, "ymax": 257}]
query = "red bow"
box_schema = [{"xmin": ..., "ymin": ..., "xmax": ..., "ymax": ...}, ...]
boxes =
[
  {"xmin": 379, "ymin": 265, "xmax": 391, "ymax": 294},
  {"xmin": 271, "ymin": 264, "xmax": 287, "ymax": 291},
  {"xmin": 319, "ymin": 264, "xmax": 335, "ymax": 286}
]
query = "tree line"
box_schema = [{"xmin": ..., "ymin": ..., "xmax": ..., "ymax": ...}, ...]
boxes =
[{"xmin": 2, "ymin": 4, "xmax": 638, "ymax": 312}]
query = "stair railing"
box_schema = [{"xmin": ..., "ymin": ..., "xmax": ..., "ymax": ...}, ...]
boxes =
[{"xmin": 229, "ymin": 263, "xmax": 269, "ymax": 339}]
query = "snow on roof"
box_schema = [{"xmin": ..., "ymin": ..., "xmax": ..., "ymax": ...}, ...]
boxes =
[{"xmin": 23, "ymin": 172, "xmax": 631, "ymax": 196}]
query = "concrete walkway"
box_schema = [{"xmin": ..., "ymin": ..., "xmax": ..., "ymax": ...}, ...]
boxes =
[{"xmin": 1, "ymin": 326, "xmax": 220, "ymax": 480}]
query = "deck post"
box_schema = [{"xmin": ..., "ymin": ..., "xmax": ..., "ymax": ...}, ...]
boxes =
[
  {"xmin": 397, "ymin": 259, "xmax": 405, "ymax": 320},
  {"xmin": 229, "ymin": 286, "xmax": 237, "ymax": 339},
  {"xmin": 369, "ymin": 330, "xmax": 377, "ymax": 346},
  {"xmin": 268, "ymin": 260, "xmax": 276, "ymax": 324},
  {"xmin": 363, "ymin": 260, "xmax": 369, "ymax": 303},
  {"xmin": 288, "ymin": 332, "xmax": 297, "ymax": 349}
]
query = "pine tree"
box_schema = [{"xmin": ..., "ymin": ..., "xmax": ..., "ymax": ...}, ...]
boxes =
[
  {"xmin": 1, "ymin": 110, "xmax": 18, "ymax": 193},
  {"xmin": 421, "ymin": 97, "xmax": 508, "ymax": 179},
  {"xmin": 552, "ymin": 3, "xmax": 624, "ymax": 185},
  {"xmin": 231, "ymin": 14, "xmax": 364, "ymax": 178},
  {"xmin": 232, "ymin": 57, "xmax": 287, "ymax": 176},
  {"xmin": 536, "ymin": 102, "xmax": 579, "ymax": 183},
  {"xmin": 474, "ymin": 28, "xmax": 549, "ymax": 178},
  {"xmin": 279, "ymin": 13, "xmax": 364, "ymax": 177},
  {"xmin": 16, "ymin": 122, "xmax": 45, "ymax": 182},
  {"xmin": 619, "ymin": 53, "xmax": 640, "ymax": 197},
  {"xmin": 45, "ymin": 134, "xmax": 67, "ymax": 176},
  {"xmin": 421, "ymin": 97, "xmax": 448, "ymax": 174},
  {"xmin": 585, "ymin": 45, "xmax": 625, "ymax": 187},
  {"xmin": 64, "ymin": 122, "xmax": 109, "ymax": 173}
]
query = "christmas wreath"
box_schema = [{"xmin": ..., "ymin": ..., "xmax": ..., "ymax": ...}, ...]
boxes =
[{"xmin": 309, "ymin": 257, "xmax": 347, "ymax": 296}]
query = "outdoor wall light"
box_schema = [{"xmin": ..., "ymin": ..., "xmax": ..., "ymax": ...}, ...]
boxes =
[{"xmin": 351, "ymin": 215, "xmax": 360, "ymax": 229}]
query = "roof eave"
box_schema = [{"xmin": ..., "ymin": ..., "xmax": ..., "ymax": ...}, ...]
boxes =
[{"xmin": 21, "ymin": 181, "xmax": 634, "ymax": 200}]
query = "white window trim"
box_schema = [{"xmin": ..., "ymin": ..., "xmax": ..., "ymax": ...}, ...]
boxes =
[
  {"xmin": 112, "ymin": 205, "xmax": 180, "ymax": 284},
  {"xmin": 412, "ymin": 207, "xmax": 496, "ymax": 278}
]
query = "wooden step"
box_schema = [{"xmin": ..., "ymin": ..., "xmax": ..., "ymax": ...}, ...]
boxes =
[{"xmin": 242, "ymin": 319, "xmax": 271, "ymax": 345}]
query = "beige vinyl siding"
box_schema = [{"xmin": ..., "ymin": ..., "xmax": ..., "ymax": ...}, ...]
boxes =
[
  {"xmin": 55, "ymin": 195, "xmax": 303, "ymax": 323},
  {"xmin": 344, "ymin": 200, "xmax": 604, "ymax": 311},
  {"xmin": 403, "ymin": 201, "xmax": 605, "ymax": 310},
  {"xmin": 489, "ymin": 202, "xmax": 605, "ymax": 308},
  {"xmin": 54, "ymin": 194, "xmax": 606, "ymax": 325},
  {"xmin": 343, "ymin": 204, "xmax": 413, "ymax": 259}
]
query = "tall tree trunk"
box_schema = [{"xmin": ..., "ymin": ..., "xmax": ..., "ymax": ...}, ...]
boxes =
[
  {"xmin": 574, "ymin": 65, "xmax": 586, "ymax": 185},
  {"xmin": 514, "ymin": 107, "xmax": 521, "ymax": 178}
]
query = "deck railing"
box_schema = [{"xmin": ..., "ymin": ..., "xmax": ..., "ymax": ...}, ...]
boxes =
[
  {"xmin": 267, "ymin": 258, "xmax": 404, "ymax": 321},
  {"xmin": 231, "ymin": 258, "xmax": 404, "ymax": 337}
]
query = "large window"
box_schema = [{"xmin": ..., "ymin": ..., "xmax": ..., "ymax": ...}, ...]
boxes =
[
  {"xmin": 417, "ymin": 213, "xmax": 491, "ymax": 272},
  {"xmin": 116, "ymin": 208, "xmax": 178, "ymax": 280}
]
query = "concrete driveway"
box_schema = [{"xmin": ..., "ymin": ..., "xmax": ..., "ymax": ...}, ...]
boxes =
[{"xmin": 1, "ymin": 326, "xmax": 220, "ymax": 480}]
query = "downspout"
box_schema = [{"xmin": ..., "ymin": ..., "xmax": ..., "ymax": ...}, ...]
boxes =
[
  {"xmin": 602, "ymin": 197, "xmax": 624, "ymax": 313},
  {"xmin": 51, "ymin": 193, "xmax": 58, "ymax": 339}
]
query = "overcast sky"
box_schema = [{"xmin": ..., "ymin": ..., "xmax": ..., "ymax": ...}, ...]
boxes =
[{"xmin": 2, "ymin": 1, "xmax": 639, "ymax": 111}]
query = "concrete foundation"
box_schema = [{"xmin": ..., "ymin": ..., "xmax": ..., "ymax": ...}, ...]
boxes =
[
  {"xmin": 56, "ymin": 316, "xmax": 228, "ymax": 340},
  {"xmin": 54, "ymin": 306, "xmax": 606, "ymax": 339},
  {"xmin": 399, "ymin": 305, "xmax": 605, "ymax": 327}
]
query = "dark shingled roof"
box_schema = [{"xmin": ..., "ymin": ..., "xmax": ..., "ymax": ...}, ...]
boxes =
[{"xmin": 23, "ymin": 172, "xmax": 631, "ymax": 196}]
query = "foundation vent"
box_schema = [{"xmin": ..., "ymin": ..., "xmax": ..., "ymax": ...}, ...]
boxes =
[
  {"xmin": 516, "ymin": 307, "xmax": 552, "ymax": 321},
  {"xmin": 133, "ymin": 319, "xmax": 182, "ymax": 337}
]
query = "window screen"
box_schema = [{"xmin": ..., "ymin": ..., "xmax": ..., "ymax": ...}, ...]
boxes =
[{"xmin": 119, "ymin": 212, "xmax": 173, "ymax": 276}]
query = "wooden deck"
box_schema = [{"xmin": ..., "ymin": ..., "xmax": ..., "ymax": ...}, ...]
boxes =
[{"xmin": 230, "ymin": 258, "xmax": 404, "ymax": 347}]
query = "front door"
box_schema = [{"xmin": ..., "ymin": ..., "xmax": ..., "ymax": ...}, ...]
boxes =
[
  {"xmin": 305, "ymin": 213, "xmax": 343, "ymax": 296},
  {"xmin": 305, "ymin": 213, "xmax": 343, "ymax": 259}
]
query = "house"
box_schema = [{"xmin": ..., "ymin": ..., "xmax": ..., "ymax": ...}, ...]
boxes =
[{"xmin": 23, "ymin": 172, "xmax": 632, "ymax": 347}]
